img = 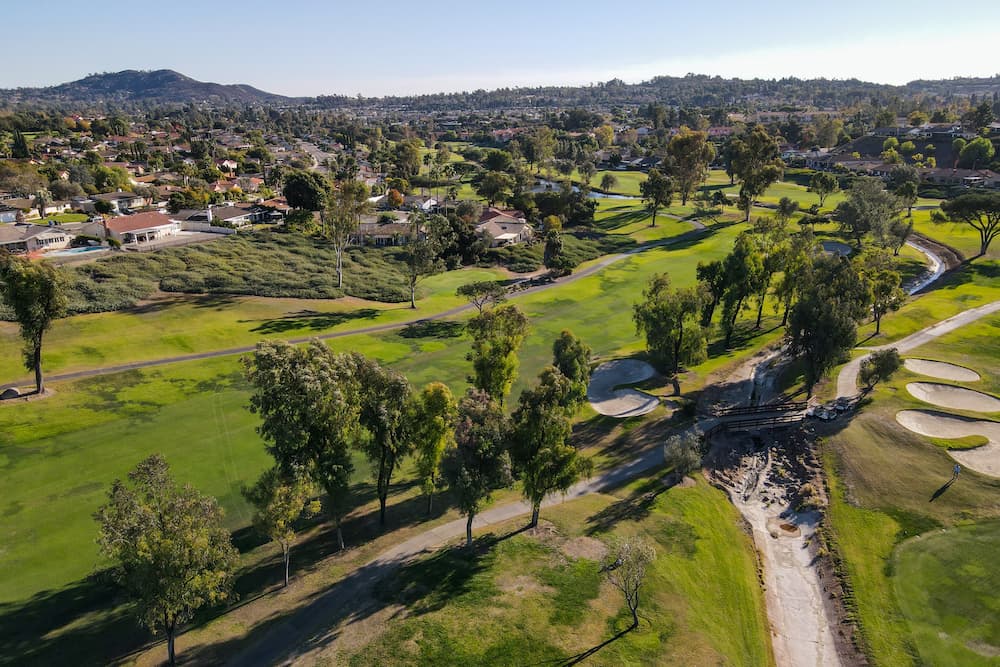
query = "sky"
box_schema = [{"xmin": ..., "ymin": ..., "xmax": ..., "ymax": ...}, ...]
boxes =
[{"xmin": 6, "ymin": 0, "xmax": 1000, "ymax": 97}]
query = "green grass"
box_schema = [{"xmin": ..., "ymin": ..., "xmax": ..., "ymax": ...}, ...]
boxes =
[
  {"xmin": 0, "ymin": 266, "xmax": 505, "ymax": 383},
  {"xmin": 893, "ymin": 522, "xmax": 1000, "ymax": 666},
  {"xmin": 910, "ymin": 208, "xmax": 999, "ymax": 261},
  {"xmin": 0, "ymin": 219, "xmax": 773, "ymax": 601},
  {"xmin": 927, "ymin": 434, "xmax": 990, "ymax": 450},
  {"xmin": 347, "ymin": 476, "xmax": 772, "ymax": 666},
  {"xmin": 37, "ymin": 213, "xmax": 88, "ymax": 224},
  {"xmin": 822, "ymin": 314, "xmax": 1000, "ymax": 666},
  {"xmin": 856, "ymin": 259, "xmax": 1000, "ymax": 344}
]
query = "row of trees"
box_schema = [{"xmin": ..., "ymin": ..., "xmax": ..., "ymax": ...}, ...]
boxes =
[
  {"xmin": 633, "ymin": 216, "xmax": 908, "ymax": 395},
  {"xmin": 93, "ymin": 304, "xmax": 595, "ymax": 664}
]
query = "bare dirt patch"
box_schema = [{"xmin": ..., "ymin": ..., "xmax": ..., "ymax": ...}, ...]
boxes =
[
  {"xmin": 560, "ymin": 537, "xmax": 608, "ymax": 561},
  {"xmin": 496, "ymin": 574, "xmax": 554, "ymax": 597},
  {"xmin": 904, "ymin": 358, "xmax": 981, "ymax": 383}
]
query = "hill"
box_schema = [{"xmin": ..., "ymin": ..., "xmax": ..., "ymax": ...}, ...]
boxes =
[{"xmin": 0, "ymin": 69, "xmax": 298, "ymax": 107}]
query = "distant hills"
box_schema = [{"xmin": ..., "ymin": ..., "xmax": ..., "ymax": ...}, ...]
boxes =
[
  {"xmin": 2, "ymin": 69, "xmax": 999, "ymax": 112},
  {"xmin": 0, "ymin": 69, "xmax": 298, "ymax": 107}
]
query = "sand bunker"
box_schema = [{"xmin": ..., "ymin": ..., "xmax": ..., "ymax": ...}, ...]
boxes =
[
  {"xmin": 896, "ymin": 409, "xmax": 1000, "ymax": 477},
  {"xmin": 587, "ymin": 359, "xmax": 659, "ymax": 418},
  {"xmin": 906, "ymin": 382, "xmax": 1000, "ymax": 413},
  {"xmin": 903, "ymin": 358, "xmax": 981, "ymax": 383}
]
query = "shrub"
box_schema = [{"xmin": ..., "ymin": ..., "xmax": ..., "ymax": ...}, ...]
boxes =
[{"xmin": 663, "ymin": 431, "xmax": 703, "ymax": 476}]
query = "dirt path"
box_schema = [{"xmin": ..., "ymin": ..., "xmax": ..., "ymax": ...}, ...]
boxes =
[{"xmin": 4, "ymin": 222, "xmax": 711, "ymax": 390}]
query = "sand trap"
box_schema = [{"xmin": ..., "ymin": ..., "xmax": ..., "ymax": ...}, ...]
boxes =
[
  {"xmin": 904, "ymin": 358, "xmax": 981, "ymax": 383},
  {"xmin": 821, "ymin": 240, "xmax": 852, "ymax": 256},
  {"xmin": 587, "ymin": 359, "xmax": 659, "ymax": 418},
  {"xmin": 896, "ymin": 409, "xmax": 1000, "ymax": 477},
  {"xmin": 906, "ymin": 382, "xmax": 1000, "ymax": 413}
]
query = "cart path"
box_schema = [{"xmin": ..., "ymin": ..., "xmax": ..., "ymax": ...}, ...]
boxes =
[
  {"xmin": 226, "ymin": 433, "xmax": 671, "ymax": 665},
  {"xmin": 836, "ymin": 300, "xmax": 1000, "ymax": 399},
  {"xmin": 5, "ymin": 221, "xmax": 708, "ymax": 389}
]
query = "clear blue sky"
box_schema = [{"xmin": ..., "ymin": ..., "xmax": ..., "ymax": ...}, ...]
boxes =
[{"xmin": 7, "ymin": 0, "xmax": 1000, "ymax": 96}]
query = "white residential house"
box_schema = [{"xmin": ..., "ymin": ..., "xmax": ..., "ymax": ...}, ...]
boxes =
[{"xmin": 0, "ymin": 223, "xmax": 72, "ymax": 254}]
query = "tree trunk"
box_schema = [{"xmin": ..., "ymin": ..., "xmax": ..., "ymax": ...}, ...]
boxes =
[
  {"xmin": 426, "ymin": 491, "xmax": 434, "ymax": 516},
  {"xmin": 166, "ymin": 620, "xmax": 177, "ymax": 666},
  {"xmin": 755, "ymin": 293, "xmax": 766, "ymax": 329},
  {"xmin": 875, "ymin": 313, "xmax": 882, "ymax": 335},
  {"xmin": 673, "ymin": 327, "xmax": 683, "ymax": 376},
  {"xmin": 336, "ymin": 517, "xmax": 345, "ymax": 551},
  {"xmin": 530, "ymin": 502, "xmax": 540, "ymax": 528},
  {"xmin": 781, "ymin": 302, "xmax": 790, "ymax": 327},
  {"xmin": 336, "ymin": 247, "xmax": 344, "ymax": 288},
  {"xmin": 283, "ymin": 543, "xmax": 291, "ymax": 587},
  {"xmin": 629, "ymin": 602, "xmax": 639, "ymax": 630},
  {"xmin": 33, "ymin": 342, "xmax": 43, "ymax": 395},
  {"xmin": 650, "ymin": 206, "xmax": 657, "ymax": 227},
  {"xmin": 410, "ymin": 280, "xmax": 417, "ymax": 309},
  {"xmin": 466, "ymin": 513, "xmax": 474, "ymax": 547}
]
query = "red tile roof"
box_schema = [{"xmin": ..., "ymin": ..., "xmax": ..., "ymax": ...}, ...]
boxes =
[{"xmin": 106, "ymin": 212, "xmax": 175, "ymax": 234}]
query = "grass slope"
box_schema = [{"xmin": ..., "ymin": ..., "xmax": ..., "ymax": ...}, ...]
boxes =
[{"xmin": 345, "ymin": 476, "xmax": 772, "ymax": 667}]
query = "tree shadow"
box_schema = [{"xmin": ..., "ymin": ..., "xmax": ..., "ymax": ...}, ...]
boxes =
[
  {"xmin": 398, "ymin": 320, "xmax": 464, "ymax": 339},
  {"xmin": 247, "ymin": 308, "xmax": 380, "ymax": 334},
  {"xmin": 585, "ymin": 475, "xmax": 676, "ymax": 535},
  {"xmin": 554, "ymin": 625, "xmax": 634, "ymax": 666}
]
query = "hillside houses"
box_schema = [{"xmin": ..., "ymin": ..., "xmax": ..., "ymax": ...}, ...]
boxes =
[{"xmin": 0, "ymin": 223, "xmax": 72, "ymax": 254}]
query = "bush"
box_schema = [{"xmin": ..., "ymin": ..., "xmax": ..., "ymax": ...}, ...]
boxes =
[
  {"xmin": 859, "ymin": 348, "xmax": 902, "ymax": 390},
  {"xmin": 663, "ymin": 431, "xmax": 703, "ymax": 476}
]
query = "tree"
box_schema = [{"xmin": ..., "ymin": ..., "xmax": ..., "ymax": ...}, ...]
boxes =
[
  {"xmin": 283, "ymin": 170, "xmax": 328, "ymax": 215},
  {"xmin": 33, "ymin": 188, "xmax": 51, "ymax": 220},
  {"xmin": 602, "ymin": 536, "xmax": 656, "ymax": 630},
  {"xmin": 720, "ymin": 233, "xmax": 765, "ymax": 346},
  {"xmin": 786, "ymin": 255, "xmax": 871, "ymax": 396},
  {"xmin": 887, "ymin": 218, "xmax": 914, "ymax": 255},
  {"xmin": 895, "ymin": 181, "xmax": 918, "ymax": 218},
  {"xmin": 775, "ymin": 196, "xmax": 799, "ymax": 225},
  {"xmin": 600, "ymin": 173, "xmax": 618, "ymax": 192},
  {"xmin": 510, "ymin": 367, "xmax": 591, "ymax": 527},
  {"xmin": 859, "ymin": 348, "xmax": 902, "ymax": 390},
  {"xmin": 244, "ymin": 341, "xmax": 360, "ymax": 551},
  {"xmin": 402, "ymin": 215, "xmax": 444, "ymax": 308},
  {"xmin": 353, "ymin": 356, "xmax": 412, "ymax": 527},
  {"xmin": 11, "ymin": 129, "xmax": 29, "ymax": 158},
  {"xmin": 466, "ymin": 304, "xmax": 530, "ymax": 403},
  {"xmin": 408, "ymin": 382, "xmax": 458, "ymax": 514},
  {"xmin": 867, "ymin": 267, "xmax": 905, "ymax": 334},
  {"xmin": 456, "ymin": 280, "xmax": 507, "ymax": 314},
  {"xmin": 662, "ymin": 431, "xmax": 702, "ymax": 476},
  {"xmin": 0, "ymin": 254, "xmax": 66, "ymax": 394},
  {"xmin": 809, "ymin": 171, "xmax": 839, "ymax": 208},
  {"xmin": 95, "ymin": 455, "xmax": 238, "ymax": 666},
  {"xmin": 958, "ymin": 137, "xmax": 995, "ymax": 169},
  {"xmin": 552, "ymin": 330, "xmax": 592, "ymax": 409},
  {"xmin": 326, "ymin": 179, "xmax": 370, "ymax": 288},
  {"xmin": 633, "ymin": 273, "xmax": 707, "ymax": 374},
  {"xmin": 666, "ymin": 128, "xmax": 715, "ymax": 205},
  {"xmin": 639, "ymin": 167, "xmax": 673, "ymax": 227},
  {"xmin": 773, "ymin": 228, "xmax": 817, "ymax": 325},
  {"xmin": 442, "ymin": 389, "xmax": 513, "ymax": 546},
  {"xmin": 695, "ymin": 259, "xmax": 726, "ymax": 326},
  {"xmin": 730, "ymin": 125, "xmax": 784, "ymax": 221},
  {"xmin": 543, "ymin": 229, "xmax": 570, "ymax": 274},
  {"xmin": 834, "ymin": 176, "xmax": 901, "ymax": 249},
  {"xmin": 476, "ymin": 171, "xmax": 514, "ymax": 206},
  {"xmin": 939, "ymin": 192, "xmax": 1000, "ymax": 256},
  {"xmin": 908, "ymin": 111, "xmax": 929, "ymax": 127},
  {"xmin": 242, "ymin": 468, "xmax": 318, "ymax": 587},
  {"xmin": 594, "ymin": 124, "xmax": 615, "ymax": 149}
]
